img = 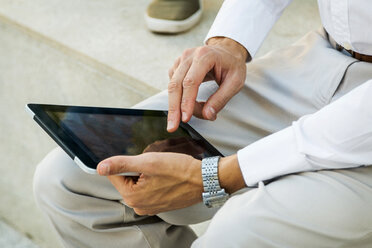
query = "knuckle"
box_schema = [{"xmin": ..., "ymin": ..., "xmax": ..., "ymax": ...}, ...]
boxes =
[
  {"xmin": 125, "ymin": 198, "xmax": 136, "ymax": 208},
  {"xmin": 167, "ymin": 108, "xmax": 178, "ymax": 115},
  {"xmin": 126, "ymin": 196, "xmax": 142, "ymax": 209},
  {"xmin": 182, "ymin": 77, "xmax": 195, "ymax": 88},
  {"xmin": 182, "ymin": 48, "xmax": 193, "ymax": 58},
  {"xmin": 134, "ymin": 209, "xmax": 147, "ymax": 216},
  {"xmin": 110, "ymin": 157, "xmax": 126, "ymax": 174},
  {"xmin": 167, "ymin": 81, "xmax": 179, "ymax": 93},
  {"xmin": 117, "ymin": 160, "xmax": 126, "ymax": 169},
  {"xmin": 214, "ymin": 96, "xmax": 228, "ymax": 108},
  {"xmin": 196, "ymin": 46, "xmax": 210, "ymax": 57},
  {"xmin": 168, "ymin": 68, "xmax": 174, "ymax": 79},
  {"xmin": 181, "ymin": 51, "xmax": 188, "ymax": 60},
  {"xmin": 144, "ymin": 153, "xmax": 157, "ymax": 165},
  {"xmin": 231, "ymin": 78, "xmax": 244, "ymax": 92},
  {"xmin": 174, "ymin": 56, "xmax": 181, "ymax": 65},
  {"xmin": 181, "ymin": 97, "xmax": 192, "ymax": 109}
]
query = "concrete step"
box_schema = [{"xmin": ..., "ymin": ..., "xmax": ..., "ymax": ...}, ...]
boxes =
[
  {"xmin": 0, "ymin": 0, "xmax": 225, "ymax": 92},
  {"xmin": 0, "ymin": 0, "xmax": 320, "ymax": 247},
  {"xmin": 0, "ymin": 0, "xmax": 320, "ymax": 91},
  {"xmin": 0, "ymin": 220, "xmax": 40, "ymax": 248}
]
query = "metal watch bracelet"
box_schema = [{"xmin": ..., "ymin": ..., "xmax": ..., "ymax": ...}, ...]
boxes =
[{"xmin": 201, "ymin": 156, "xmax": 229, "ymax": 208}]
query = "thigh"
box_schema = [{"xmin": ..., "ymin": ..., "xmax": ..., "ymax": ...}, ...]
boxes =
[{"xmin": 193, "ymin": 167, "xmax": 372, "ymax": 248}]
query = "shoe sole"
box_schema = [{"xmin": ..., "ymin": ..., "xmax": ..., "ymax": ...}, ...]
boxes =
[{"xmin": 145, "ymin": 0, "xmax": 203, "ymax": 33}]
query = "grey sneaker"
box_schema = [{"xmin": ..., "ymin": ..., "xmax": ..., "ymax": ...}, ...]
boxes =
[{"xmin": 145, "ymin": 0, "xmax": 202, "ymax": 33}]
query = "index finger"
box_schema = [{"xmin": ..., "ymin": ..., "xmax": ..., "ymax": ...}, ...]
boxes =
[
  {"xmin": 167, "ymin": 60, "xmax": 192, "ymax": 132},
  {"xmin": 181, "ymin": 50, "xmax": 215, "ymax": 123}
]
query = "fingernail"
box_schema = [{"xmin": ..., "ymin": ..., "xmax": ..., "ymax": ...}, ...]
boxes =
[
  {"xmin": 207, "ymin": 106, "xmax": 216, "ymax": 120},
  {"xmin": 182, "ymin": 112, "xmax": 188, "ymax": 122},
  {"xmin": 167, "ymin": 120, "xmax": 175, "ymax": 131},
  {"xmin": 99, "ymin": 162, "xmax": 110, "ymax": 175}
]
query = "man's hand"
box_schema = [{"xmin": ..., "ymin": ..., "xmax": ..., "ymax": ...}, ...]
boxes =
[
  {"xmin": 97, "ymin": 153, "xmax": 246, "ymax": 216},
  {"xmin": 167, "ymin": 37, "xmax": 250, "ymax": 132},
  {"xmin": 97, "ymin": 152, "xmax": 203, "ymax": 215}
]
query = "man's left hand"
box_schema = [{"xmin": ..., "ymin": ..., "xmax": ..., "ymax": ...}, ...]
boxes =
[{"xmin": 97, "ymin": 153, "xmax": 203, "ymax": 216}]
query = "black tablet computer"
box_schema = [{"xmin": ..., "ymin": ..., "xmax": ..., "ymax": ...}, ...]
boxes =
[{"xmin": 26, "ymin": 104, "xmax": 223, "ymax": 175}]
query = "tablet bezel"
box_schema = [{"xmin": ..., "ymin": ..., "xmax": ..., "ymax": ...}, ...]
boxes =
[{"xmin": 27, "ymin": 103, "xmax": 224, "ymax": 174}]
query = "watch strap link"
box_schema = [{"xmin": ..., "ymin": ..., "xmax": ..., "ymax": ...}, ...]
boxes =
[
  {"xmin": 201, "ymin": 156, "xmax": 229, "ymax": 208},
  {"xmin": 202, "ymin": 156, "xmax": 222, "ymax": 193}
]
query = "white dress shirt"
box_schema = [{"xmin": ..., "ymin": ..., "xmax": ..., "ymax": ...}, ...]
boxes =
[
  {"xmin": 206, "ymin": 0, "xmax": 372, "ymax": 57},
  {"xmin": 205, "ymin": 0, "xmax": 372, "ymax": 186}
]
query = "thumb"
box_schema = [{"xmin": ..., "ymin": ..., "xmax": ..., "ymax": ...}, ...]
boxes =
[
  {"xmin": 97, "ymin": 155, "xmax": 145, "ymax": 176},
  {"xmin": 203, "ymin": 75, "xmax": 243, "ymax": 120}
]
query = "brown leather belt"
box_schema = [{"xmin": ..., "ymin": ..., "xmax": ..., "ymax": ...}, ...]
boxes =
[
  {"xmin": 327, "ymin": 31, "xmax": 372, "ymax": 63},
  {"xmin": 335, "ymin": 44, "xmax": 372, "ymax": 63}
]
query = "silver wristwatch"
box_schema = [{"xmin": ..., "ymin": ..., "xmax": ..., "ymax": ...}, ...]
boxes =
[{"xmin": 201, "ymin": 156, "xmax": 229, "ymax": 208}]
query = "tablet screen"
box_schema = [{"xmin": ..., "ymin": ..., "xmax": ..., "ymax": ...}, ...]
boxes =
[{"xmin": 35, "ymin": 106, "xmax": 222, "ymax": 169}]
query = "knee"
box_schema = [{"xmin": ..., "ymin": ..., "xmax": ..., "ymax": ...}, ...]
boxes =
[
  {"xmin": 132, "ymin": 90, "xmax": 168, "ymax": 110},
  {"xmin": 33, "ymin": 147, "xmax": 77, "ymax": 208}
]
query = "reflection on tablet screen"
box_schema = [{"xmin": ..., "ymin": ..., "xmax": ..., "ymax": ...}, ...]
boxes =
[{"xmin": 46, "ymin": 110, "xmax": 208, "ymax": 163}]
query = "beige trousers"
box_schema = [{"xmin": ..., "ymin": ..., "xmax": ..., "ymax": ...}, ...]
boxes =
[{"xmin": 33, "ymin": 29, "xmax": 372, "ymax": 248}]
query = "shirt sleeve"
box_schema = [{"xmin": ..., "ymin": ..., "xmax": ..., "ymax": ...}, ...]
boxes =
[
  {"xmin": 205, "ymin": 0, "xmax": 292, "ymax": 57},
  {"xmin": 238, "ymin": 80, "xmax": 372, "ymax": 186}
]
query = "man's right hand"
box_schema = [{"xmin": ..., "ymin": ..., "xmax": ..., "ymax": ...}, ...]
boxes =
[{"xmin": 167, "ymin": 37, "xmax": 250, "ymax": 132}]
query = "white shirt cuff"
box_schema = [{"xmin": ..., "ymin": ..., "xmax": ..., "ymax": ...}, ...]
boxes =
[{"xmin": 237, "ymin": 126, "xmax": 313, "ymax": 186}]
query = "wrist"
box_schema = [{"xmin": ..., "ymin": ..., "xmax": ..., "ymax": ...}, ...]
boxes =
[
  {"xmin": 218, "ymin": 154, "xmax": 246, "ymax": 194},
  {"xmin": 206, "ymin": 37, "xmax": 251, "ymax": 62},
  {"xmin": 190, "ymin": 158, "xmax": 204, "ymax": 200}
]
